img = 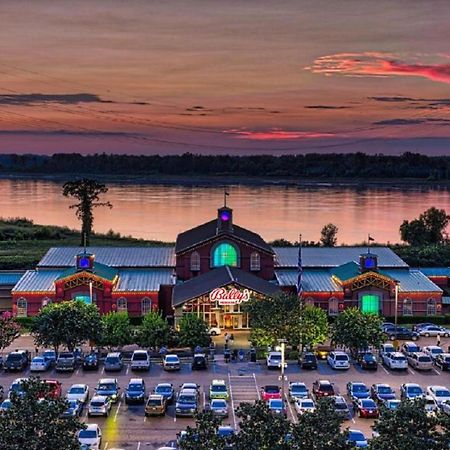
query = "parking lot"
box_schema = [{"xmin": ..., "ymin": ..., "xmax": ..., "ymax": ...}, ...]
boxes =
[{"xmin": 1, "ymin": 336, "xmax": 450, "ymax": 449}]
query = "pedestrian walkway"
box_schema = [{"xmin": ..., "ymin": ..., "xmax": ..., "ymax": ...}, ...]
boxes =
[{"xmin": 228, "ymin": 373, "xmax": 260, "ymax": 408}]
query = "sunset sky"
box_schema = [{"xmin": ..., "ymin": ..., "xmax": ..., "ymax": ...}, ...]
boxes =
[{"xmin": 0, "ymin": 0, "xmax": 449, "ymax": 155}]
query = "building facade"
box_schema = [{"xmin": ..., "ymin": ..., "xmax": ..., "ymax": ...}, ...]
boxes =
[{"xmin": 11, "ymin": 205, "xmax": 444, "ymax": 326}]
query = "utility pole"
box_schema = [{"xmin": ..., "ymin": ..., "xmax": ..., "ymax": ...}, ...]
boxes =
[{"xmin": 278, "ymin": 339, "xmax": 287, "ymax": 404}]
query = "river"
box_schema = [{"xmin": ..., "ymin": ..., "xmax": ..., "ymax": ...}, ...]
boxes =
[{"xmin": 1, "ymin": 179, "xmax": 449, "ymax": 244}]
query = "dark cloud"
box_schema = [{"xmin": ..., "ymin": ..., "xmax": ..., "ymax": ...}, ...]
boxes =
[
  {"xmin": 369, "ymin": 96, "xmax": 417, "ymax": 102},
  {"xmin": 305, "ymin": 105, "xmax": 352, "ymax": 109},
  {"xmin": 0, "ymin": 93, "xmax": 114, "ymax": 105},
  {"xmin": 369, "ymin": 96, "xmax": 450, "ymax": 105},
  {"xmin": 373, "ymin": 118, "xmax": 450, "ymax": 126}
]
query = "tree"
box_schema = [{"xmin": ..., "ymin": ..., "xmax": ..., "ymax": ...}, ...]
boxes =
[
  {"xmin": 0, "ymin": 311, "xmax": 20, "ymax": 353},
  {"xmin": 320, "ymin": 223, "xmax": 339, "ymax": 247},
  {"xmin": 330, "ymin": 307, "xmax": 384, "ymax": 358},
  {"xmin": 178, "ymin": 314, "xmax": 210, "ymax": 349},
  {"xmin": 100, "ymin": 311, "xmax": 132, "ymax": 350},
  {"xmin": 370, "ymin": 399, "xmax": 445, "ymax": 450},
  {"xmin": 234, "ymin": 401, "xmax": 291, "ymax": 450},
  {"xmin": 31, "ymin": 301, "xmax": 102, "ymax": 353},
  {"xmin": 400, "ymin": 207, "xmax": 450, "ymax": 246},
  {"xmin": 181, "ymin": 411, "xmax": 227, "ymax": 450},
  {"xmin": 291, "ymin": 397, "xmax": 349, "ymax": 450},
  {"xmin": 291, "ymin": 304, "xmax": 328, "ymax": 349},
  {"xmin": 139, "ymin": 310, "xmax": 170, "ymax": 349},
  {"xmin": 62, "ymin": 178, "xmax": 112, "ymax": 246},
  {"xmin": 0, "ymin": 377, "xmax": 84, "ymax": 450}
]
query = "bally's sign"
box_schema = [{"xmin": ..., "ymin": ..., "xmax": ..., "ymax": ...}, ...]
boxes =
[{"xmin": 209, "ymin": 287, "xmax": 251, "ymax": 305}]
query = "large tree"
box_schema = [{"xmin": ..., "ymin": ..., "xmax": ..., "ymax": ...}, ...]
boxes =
[
  {"xmin": 0, "ymin": 311, "xmax": 21, "ymax": 353},
  {"xmin": 62, "ymin": 178, "xmax": 112, "ymax": 246},
  {"xmin": 330, "ymin": 307, "xmax": 384, "ymax": 358},
  {"xmin": 178, "ymin": 314, "xmax": 210, "ymax": 350},
  {"xmin": 291, "ymin": 304, "xmax": 328, "ymax": 349},
  {"xmin": 0, "ymin": 377, "xmax": 84, "ymax": 450},
  {"xmin": 370, "ymin": 399, "xmax": 445, "ymax": 450},
  {"xmin": 100, "ymin": 311, "xmax": 132, "ymax": 350},
  {"xmin": 139, "ymin": 310, "xmax": 170, "ymax": 349},
  {"xmin": 320, "ymin": 223, "xmax": 339, "ymax": 247},
  {"xmin": 31, "ymin": 300, "xmax": 102, "ymax": 353}
]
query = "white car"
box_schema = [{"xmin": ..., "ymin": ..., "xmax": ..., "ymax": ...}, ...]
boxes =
[
  {"xmin": 66, "ymin": 384, "xmax": 89, "ymax": 404},
  {"xmin": 382, "ymin": 352, "xmax": 408, "ymax": 370},
  {"xmin": 78, "ymin": 424, "xmax": 102, "ymax": 450},
  {"xmin": 419, "ymin": 326, "xmax": 450, "ymax": 337},
  {"xmin": 130, "ymin": 350, "xmax": 150, "ymax": 371},
  {"xmin": 88, "ymin": 395, "xmax": 112, "ymax": 417},
  {"xmin": 424, "ymin": 395, "xmax": 438, "ymax": 416},
  {"xmin": 209, "ymin": 327, "xmax": 221, "ymax": 336},
  {"xmin": 422, "ymin": 345, "xmax": 443, "ymax": 361},
  {"xmin": 266, "ymin": 352, "xmax": 286, "ymax": 369},
  {"xmin": 440, "ymin": 399, "xmax": 450, "ymax": 415},
  {"xmin": 294, "ymin": 398, "xmax": 316, "ymax": 416},
  {"xmin": 426, "ymin": 386, "xmax": 450, "ymax": 406},
  {"xmin": 327, "ymin": 351, "xmax": 350, "ymax": 370},
  {"xmin": 30, "ymin": 356, "xmax": 50, "ymax": 372}
]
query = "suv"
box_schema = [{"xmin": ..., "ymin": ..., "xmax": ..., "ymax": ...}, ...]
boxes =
[
  {"xmin": 312, "ymin": 380, "xmax": 335, "ymax": 399},
  {"xmin": 401, "ymin": 341, "xmax": 421, "ymax": 356},
  {"xmin": 407, "ymin": 352, "xmax": 433, "ymax": 370},
  {"xmin": 163, "ymin": 354, "xmax": 181, "ymax": 371},
  {"xmin": 267, "ymin": 352, "xmax": 284, "ymax": 369},
  {"xmin": 175, "ymin": 388, "xmax": 199, "ymax": 417},
  {"xmin": 104, "ymin": 352, "xmax": 123, "ymax": 372},
  {"xmin": 83, "ymin": 353, "xmax": 99, "ymax": 370},
  {"xmin": 209, "ymin": 379, "xmax": 229, "ymax": 400},
  {"xmin": 382, "ymin": 352, "xmax": 408, "ymax": 370},
  {"xmin": 145, "ymin": 394, "xmax": 167, "ymax": 416},
  {"xmin": 333, "ymin": 396, "xmax": 351, "ymax": 420},
  {"xmin": 130, "ymin": 350, "xmax": 150, "ymax": 371},
  {"xmin": 55, "ymin": 352, "xmax": 76, "ymax": 372},
  {"xmin": 192, "ymin": 353, "xmax": 208, "ymax": 370},
  {"xmin": 4, "ymin": 351, "xmax": 29, "ymax": 372},
  {"xmin": 95, "ymin": 378, "xmax": 120, "ymax": 403},
  {"xmin": 299, "ymin": 352, "xmax": 318, "ymax": 369},
  {"xmin": 125, "ymin": 378, "xmax": 146, "ymax": 404},
  {"xmin": 327, "ymin": 351, "xmax": 350, "ymax": 370}
]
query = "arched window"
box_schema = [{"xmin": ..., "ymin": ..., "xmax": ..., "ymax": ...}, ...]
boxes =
[
  {"xmin": 250, "ymin": 252, "xmax": 261, "ymax": 271},
  {"xmin": 329, "ymin": 297, "xmax": 339, "ymax": 316},
  {"xmin": 304, "ymin": 297, "xmax": 315, "ymax": 306},
  {"xmin": 141, "ymin": 297, "xmax": 152, "ymax": 316},
  {"xmin": 427, "ymin": 298, "xmax": 436, "ymax": 316},
  {"xmin": 17, "ymin": 297, "xmax": 27, "ymax": 317},
  {"xmin": 403, "ymin": 298, "xmax": 412, "ymax": 316},
  {"xmin": 117, "ymin": 297, "xmax": 127, "ymax": 313},
  {"xmin": 190, "ymin": 252, "xmax": 200, "ymax": 272},
  {"xmin": 42, "ymin": 297, "xmax": 51, "ymax": 308},
  {"xmin": 211, "ymin": 242, "xmax": 239, "ymax": 267}
]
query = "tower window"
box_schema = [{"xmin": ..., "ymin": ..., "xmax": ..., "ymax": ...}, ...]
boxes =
[
  {"xmin": 190, "ymin": 251, "xmax": 200, "ymax": 271},
  {"xmin": 250, "ymin": 252, "xmax": 260, "ymax": 271},
  {"xmin": 212, "ymin": 242, "xmax": 238, "ymax": 267}
]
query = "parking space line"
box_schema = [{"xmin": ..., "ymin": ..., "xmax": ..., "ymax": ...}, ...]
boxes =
[
  {"xmin": 433, "ymin": 368, "xmax": 441, "ymax": 375},
  {"xmin": 408, "ymin": 368, "xmax": 416, "ymax": 376},
  {"xmin": 114, "ymin": 402, "xmax": 121, "ymax": 422},
  {"xmin": 253, "ymin": 373, "xmax": 260, "ymax": 400},
  {"xmin": 285, "ymin": 393, "xmax": 296, "ymax": 424},
  {"xmin": 101, "ymin": 366, "xmax": 105, "ymax": 374},
  {"xmin": 227, "ymin": 372, "xmax": 238, "ymax": 430},
  {"xmin": 137, "ymin": 443, "xmax": 141, "ymax": 450},
  {"xmin": 104, "ymin": 442, "xmax": 109, "ymax": 450},
  {"xmin": 126, "ymin": 365, "xmax": 129, "ymax": 375},
  {"xmin": 380, "ymin": 364, "xmax": 389, "ymax": 375}
]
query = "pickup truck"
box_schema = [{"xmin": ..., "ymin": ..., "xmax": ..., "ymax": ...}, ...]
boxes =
[{"xmin": 56, "ymin": 352, "xmax": 76, "ymax": 372}]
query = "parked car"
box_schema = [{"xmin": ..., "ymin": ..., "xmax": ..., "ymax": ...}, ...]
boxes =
[
  {"xmin": 154, "ymin": 383, "xmax": 174, "ymax": 404},
  {"xmin": 63, "ymin": 399, "xmax": 83, "ymax": 417},
  {"xmin": 347, "ymin": 429, "xmax": 369, "ymax": 448},
  {"xmin": 208, "ymin": 327, "xmax": 221, "ymax": 336},
  {"xmin": 8, "ymin": 378, "xmax": 27, "ymax": 398},
  {"xmin": 4, "ymin": 350, "xmax": 29, "ymax": 372},
  {"xmin": 88, "ymin": 395, "xmax": 112, "ymax": 417},
  {"xmin": 440, "ymin": 399, "xmax": 450, "ymax": 415},
  {"xmin": 314, "ymin": 345, "xmax": 334, "ymax": 360},
  {"xmin": 42, "ymin": 380, "xmax": 62, "ymax": 399},
  {"xmin": 30, "ymin": 356, "xmax": 51, "ymax": 372},
  {"xmin": 381, "ymin": 322, "xmax": 395, "ymax": 331},
  {"xmin": 379, "ymin": 343, "xmax": 396, "ymax": 356},
  {"xmin": 407, "ymin": 352, "xmax": 433, "ymax": 371},
  {"xmin": 333, "ymin": 395, "xmax": 351, "ymax": 420},
  {"xmin": 217, "ymin": 425, "xmax": 235, "ymax": 450},
  {"xmin": 145, "ymin": 394, "xmax": 167, "ymax": 416},
  {"xmin": 130, "ymin": 350, "xmax": 150, "ymax": 371},
  {"xmin": 424, "ymin": 395, "xmax": 438, "ymax": 416},
  {"xmin": 312, "ymin": 380, "xmax": 335, "ymax": 399},
  {"xmin": 355, "ymin": 398, "xmax": 379, "ymax": 418},
  {"xmin": 0, "ymin": 399, "xmax": 12, "ymax": 413},
  {"xmin": 423, "ymin": 345, "xmax": 443, "ymax": 361},
  {"xmin": 294, "ymin": 398, "xmax": 316, "ymax": 416},
  {"xmin": 357, "ymin": 352, "xmax": 378, "ymax": 370},
  {"xmin": 163, "ymin": 354, "xmax": 181, "ymax": 371},
  {"xmin": 418, "ymin": 325, "xmax": 450, "ymax": 337},
  {"xmin": 83, "ymin": 353, "xmax": 99, "ymax": 370},
  {"xmin": 104, "ymin": 352, "xmax": 123, "ymax": 372},
  {"xmin": 95, "ymin": 378, "xmax": 120, "ymax": 403},
  {"xmin": 261, "ymin": 385, "xmax": 281, "ymax": 401},
  {"xmin": 435, "ymin": 353, "xmax": 450, "ymax": 371},
  {"xmin": 426, "ymin": 385, "xmax": 450, "ymax": 406},
  {"xmin": 180, "ymin": 382, "xmax": 200, "ymax": 392},
  {"xmin": 400, "ymin": 383, "xmax": 424, "ymax": 400},
  {"xmin": 41, "ymin": 349, "xmax": 57, "ymax": 366},
  {"xmin": 266, "ymin": 351, "xmax": 284, "ymax": 369},
  {"xmin": 288, "ymin": 382, "xmax": 308, "ymax": 402},
  {"xmin": 209, "ymin": 379, "xmax": 229, "ymax": 400},
  {"xmin": 371, "ymin": 384, "xmax": 396, "ymax": 403},
  {"xmin": 208, "ymin": 398, "xmax": 229, "ymax": 418},
  {"xmin": 413, "ymin": 322, "xmax": 435, "ymax": 332},
  {"xmin": 347, "ymin": 382, "xmax": 370, "ymax": 401},
  {"xmin": 78, "ymin": 424, "xmax": 102, "ymax": 450},
  {"xmin": 175, "ymin": 389, "xmax": 198, "ymax": 417},
  {"xmin": 385, "ymin": 327, "xmax": 419, "ymax": 341},
  {"xmin": 125, "ymin": 378, "xmax": 146, "ymax": 404},
  {"xmin": 55, "ymin": 352, "xmax": 76, "ymax": 372},
  {"xmin": 192, "ymin": 353, "xmax": 208, "ymax": 370},
  {"xmin": 327, "ymin": 351, "xmax": 350, "ymax": 370},
  {"xmin": 66, "ymin": 384, "xmax": 89, "ymax": 404},
  {"xmin": 268, "ymin": 398, "xmax": 287, "ymax": 416},
  {"xmin": 382, "ymin": 352, "xmax": 408, "ymax": 370},
  {"xmin": 385, "ymin": 399, "xmax": 401, "ymax": 411},
  {"xmin": 401, "ymin": 341, "xmax": 421, "ymax": 356},
  {"xmin": 299, "ymin": 352, "xmax": 317, "ymax": 369}
]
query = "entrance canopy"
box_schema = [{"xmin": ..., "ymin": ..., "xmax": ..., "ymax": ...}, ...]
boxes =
[{"xmin": 172, "ymin": 265, "xmax": 280, "ymax": 307}]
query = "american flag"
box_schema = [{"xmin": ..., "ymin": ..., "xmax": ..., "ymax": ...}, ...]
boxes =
[{"xmin": 297, "ymin": 234, "xmax": 303, "ymax": 297}]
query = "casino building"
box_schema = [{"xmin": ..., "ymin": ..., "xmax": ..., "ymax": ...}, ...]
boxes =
[{"xmin": 11, "ymin": 205, "xmax": 444, "ymax": 327}]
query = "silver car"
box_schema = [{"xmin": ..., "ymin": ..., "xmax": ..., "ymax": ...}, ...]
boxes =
[
  {"xmin": 88, "ymin": 395, "xmax": 112, "ymax": 417},
  {"xmin": 209, "ymin": 399, "xmax": 229, "ymax": 418}
]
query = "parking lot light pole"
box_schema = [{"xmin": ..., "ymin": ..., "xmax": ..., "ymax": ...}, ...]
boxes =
[
  {"xmin": 394, "ymin": 283, "xmax": 399, "ymax": 328},
  {"xmin": 278, "ymin": 339, "xmax": 287, "ymax": 403}
]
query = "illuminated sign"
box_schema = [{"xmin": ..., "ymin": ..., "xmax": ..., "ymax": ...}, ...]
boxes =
[{"xmin": 209, "ymin": 287, "xmax": 251, "ymax": 305}]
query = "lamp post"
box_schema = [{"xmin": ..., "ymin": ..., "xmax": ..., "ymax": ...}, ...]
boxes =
[
  {"xmin": 394, "ymin": 283, "xmax": 399, "ymax": 328},
  {"xmin": 278, "ymin": 339, "xmax": 287, "ymax": 404}
]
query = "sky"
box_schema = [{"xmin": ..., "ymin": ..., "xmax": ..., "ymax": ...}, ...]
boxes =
[{"xmin": 0, "ymin": 0, "xmax": 449, "ymax": 156}]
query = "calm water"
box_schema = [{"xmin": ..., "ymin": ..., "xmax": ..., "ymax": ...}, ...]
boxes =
[{"xmin": 1, "ymin": 179, "xmax": 449, "ymax": 244}]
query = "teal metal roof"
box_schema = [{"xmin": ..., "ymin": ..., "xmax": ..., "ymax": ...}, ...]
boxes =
[
  {"xmin": 331, "ymin": 262, "xmax": 360, "ymax": 281},
  {"xmin": 12, "ymin": 270, "xmax": 62, "ymax": 293},
  {"xmin": 0, "ymin": 272, "xmax": 25, "ymax": 285},
  {"xmin": 115, "ymin": 269, "xmax": 173, "ymax": 292},
  {"xmin": 56, "ymin": 262, "xmax": 118, "ymax": 282},
  {"xmin": 382, "ymin": 269, "xmax": 442, "ymax": 293},
  {"xmin": 275, "ymin": 269, "xmax": 342, "ymax": 292},
  {"xmin": 417, "ymin": 268, "xmax": 450, "ymax": 277}
]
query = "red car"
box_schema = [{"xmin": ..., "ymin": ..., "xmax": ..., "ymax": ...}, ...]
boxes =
[
  {"xmin": 355, "ymin": 398, "xmax": 379, "ymax": 418},
  {"xmin": 312, "ymin": 380, "xmax": 335, "ymax": 399},
  {"xmin": 260, "ymin": 385, "xmax": 281, "ymax": 401},
  {"xmin": 41, "ymin": 380, "xmax": 62, "ymax": 400}
]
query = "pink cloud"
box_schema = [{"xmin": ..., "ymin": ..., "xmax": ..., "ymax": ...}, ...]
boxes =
[
  {"xmin": 224, "ymin": 129, "xmax": 334, "ymax": 141},
  {"xmin": 307, "ymin": 52, "xmax": 450, "ymax": 84}
]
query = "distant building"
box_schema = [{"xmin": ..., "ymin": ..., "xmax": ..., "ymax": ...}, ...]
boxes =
[{"xmin": 11, "ymin": 205, "xmax": 443, "ymax": 326}]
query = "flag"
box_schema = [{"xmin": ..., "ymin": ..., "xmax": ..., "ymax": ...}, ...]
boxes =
[
  {"xmin": 297, "ymin": 235, "xmax": 303, "ymax": 297},
  {"xmin": 368, "ymin": 235, "xmax": 375, "ymax": 242}
]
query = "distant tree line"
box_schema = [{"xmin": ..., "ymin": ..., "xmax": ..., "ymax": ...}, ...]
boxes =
[{"xmin": 2, "ymin": 152, "xmax": 450, "ymax": 179}]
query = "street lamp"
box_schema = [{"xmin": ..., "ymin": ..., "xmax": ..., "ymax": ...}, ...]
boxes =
[
  {"xmin": 394, "ymin": 283, "xmax": 399, "ymax": 328},
  {"xmin": 277, "ymin": 339, "xmax": 288, "ymax": 404}
]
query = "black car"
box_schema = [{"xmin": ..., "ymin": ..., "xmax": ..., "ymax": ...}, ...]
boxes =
[
  {"xmin": 192, "ymin": 354, "xmax": 208, "ymax": 370},
  {"xmin": 83, "ymin": 353, "xmax": 99, "ymax": 370},
  {"xmin": 385, "ymin": 327, "xmax": 419, "ymax": 341},
  {"xmin": 299, "ymin": 352, "xmax": 318, "ymax": 370},
  {"xmin": 435, "ymin": 353, "xmax": 450, "ymax": 371},
  {"xmin": 357, "ymin": 352, "xmax": 378, "ymax": 370}
]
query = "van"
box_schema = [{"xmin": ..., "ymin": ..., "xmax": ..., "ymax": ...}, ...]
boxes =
[
  {"xmin": 130, "ymin": 350, "xmax": 150, "ymax": 371},
  {"xmin": 104, "ymin": 352, "xmax": 123, "ymax": 372},
  {"xmin": 407, "ymin": 352, "xmax": 433, "ymax": 371},
  {"xmin": 327, "ymin": 351, "xmax": 350, "ymax": 370}
]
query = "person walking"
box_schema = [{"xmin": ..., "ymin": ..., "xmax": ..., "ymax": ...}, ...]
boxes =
[{"xmin": 437, "ymin": 333, "xmax": 441, "ymax": 347}]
